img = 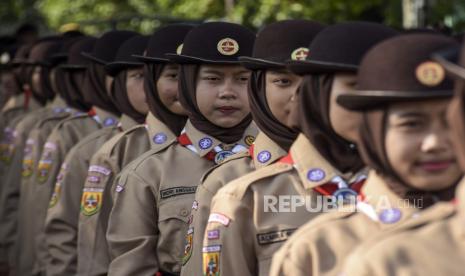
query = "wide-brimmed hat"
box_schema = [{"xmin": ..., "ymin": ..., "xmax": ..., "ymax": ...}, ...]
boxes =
[{"xmin": 104, "ymin": 35, "xmax": 149, "ymax": 76}]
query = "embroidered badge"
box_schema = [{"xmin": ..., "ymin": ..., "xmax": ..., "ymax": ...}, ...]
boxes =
[
  {"xmin": 87, "ymin": 175, "xmax": 101, "ymax": 184},
  {"xmin": 22, "ymin": 139, "xmax": 35, "ymax": 178},
  {"xmin": 182, "ymin": 227, "xmax": 194, "ymax": 265},
  {"xmin": 176, "ymin": 44, "xmax": 183, "ymax": 55},
  {"xmin": 115, "ymin": 185, "xmax": 124, "ymax": 193},
  {"xmin": 0, "ymin": 128, "xmax": 16, "ymax": 164},
  {"xmin": 81, "ymin": 187, "xmax": 104, "ymax": 216},
  {"xmin": 244, "ymin": 135, "xmax": 255, "ymax": 146},
  {"xmin": 217, "ymin": 38, "xmax": 239, "ymax": 56},
  {"xmin": 208, "ymin": 213, "xmax": 230, "ymax": 226},
  {"xmin": 291, "ymin": 47, "xmax": 309, "ymax": 61},
  {"xmin": 214, "ymin": 151, "xmax": 234, "ymax": 164},
  {"xmin": 153, "ymin": 133, "xmax": 168, "ymax": 145},
  {"xmin": 192, "ymin": 200, "xmax": 199, "ymax": 210},
  {"xmin": 415, "ymin": 61, "xmax": 445, "ymax": 87},
  {"xmin": 103, "ymin": 117, "xmax": 117, "ymax": 127},
  {"xmin": 199, "ymin": 137, "xmax": 213, "ymax": 150},
  {"xmin": 257, "ymin": 150, "xmax": 272, "ymax": 164},
  {"xmin": 256, "ymin": 228, "xmax": 296, "ymax": 245},
  {"xmin": 37, "ymin": 160, "xmax": 52, "ymax": 184},
  {"xmin": 307, "ymin": 168, "xmax": 326, "ymax": 182},
  {"xmin": 88, "ymin": 165, "xmax": 112, "ymax": 176},
  {"xmin": 207, "ymin": 229, "xmax": 220, "ymax": 240},
  {"xmin": 202, "ymin": 245, "xmax": 221, "ymax": 276},
  {"xmin": 160, "ymin": 186, "xmax": 197, "ymax": 199},
  {"xmin": 379, "ymin": 208, "xmax": 402, "ymax": 224},
  {"xmin": 49, "ymin": 164, "xmax": 67, "ymax": 208}
]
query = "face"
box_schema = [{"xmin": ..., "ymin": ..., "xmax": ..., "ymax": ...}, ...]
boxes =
[
  {"xmin": 157, "ymin": 64, "xmax": 187, "ymax": 115},
  {"xmin": 0, "ymin": 71, "xmax": 19, "ymax": 97},
  {"xmin": 50, "ymin": 68, "xmax": 59, "ymax": 95},
  {"xmin": 105, "ymin": 75, "xmax": 113, "ymax": 95},
  {"xmin": 385, "ymin": 99, "xmax": 461, "ymax": 191},
  {"xmin": 31, "ymin": 65, "xmax": 42, "ymax": 95},
  {"xmin": 265, "ymin": 70, "xmax": 302, "ymax": 127},
  {"xmin": 196, "ymin": 65, "xmax": 251, "ymax": 128},
  {"xmin": 126, "ymin": 67, "xmax": 149, "ymax": 114},
  {"xmin": 329, "ymin": 73, "xmax": 362, "ymax": 142}
]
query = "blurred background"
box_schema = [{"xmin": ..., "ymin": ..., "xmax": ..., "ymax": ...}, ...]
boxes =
[{"xmin": 1, "ymin": 0, "xmax": 465, "ymax": 36}]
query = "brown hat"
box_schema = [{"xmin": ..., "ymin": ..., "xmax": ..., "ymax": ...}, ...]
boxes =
[
  {"xmin": 167, "ymin": 22, "xmax": 255, "ymax": 64},
  {"xmin": 287, "ymin": 22, "xmax": 398, "ymax": 75},
  {"xmin": 337, "ymin": 33, "xmax": 458, "ymax": 111}
]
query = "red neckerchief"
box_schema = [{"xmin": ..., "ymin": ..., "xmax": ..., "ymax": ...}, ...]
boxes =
[
  {"xmin": 279, "ymin": 152, "xmax": 365, "ymax": 196},
  {"xmin": 87, "ymin": 107, "xmax": 96, "ymax": 117},
  {"xmin": 248, "ymin": 144, "xmax": 255, "ymax": 158},
  {"xmin": 24, "ymin": 88, "xmax": 31, "ymax": 109},
  {"xmin": 177, "ymin": 132, "xmax": 216, "ymax": 162}
]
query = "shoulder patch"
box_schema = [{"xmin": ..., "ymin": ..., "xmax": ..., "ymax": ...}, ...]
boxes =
[
  {"xmin": 257, "ymin": 228, "xmax": 296, "ymax": 245},
  {"xmin": 160, "ymin": 186, "xmax": 197, "ymax": 199},
  {"xmin": 81, "ymin": 187, "xmax": 104, "ymax": 216}
]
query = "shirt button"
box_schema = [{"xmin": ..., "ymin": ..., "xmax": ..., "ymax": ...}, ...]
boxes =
[{"xmin": 180, "ymin": 209, "xmax": 189, "ymax": 217}]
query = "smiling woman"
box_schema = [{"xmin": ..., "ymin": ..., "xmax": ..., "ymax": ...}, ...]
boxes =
[{"xmin": 196, "ymin": 65, "xmax": 251, "ymax": 128}]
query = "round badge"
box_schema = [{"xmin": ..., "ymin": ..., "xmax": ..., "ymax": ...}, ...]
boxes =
[
  {"xmin": 0, "ymin": 52, "xmax": 10, "ymax": 64},
  {"xmin": 217, "ymin": 38, "xmax": 239, "ymax": 56},
  {"xmin": 415, "ymin": 61, "xmax": 445, "ymax": 87},
  {"xmin": 198, "ymin": 137, "xmax": 213, "ymax": 150},
  {"xmin": 291, "ymin": 47, "xmax": 309, "ymax": 61},
  {"xmin": 307, "ymin": 168, "xmax": 326, "ymax": 182},
  {"xmin": 244, "ymin": 135, "xmax": 255, "ymax": 146},
  {"xmin": 257, "ymin": 150, "xmax": 272, "ymax": 164},
  {"xmin": 214, "ymin": 150, "xmax": 234, "ymax": 164},
  {"xmin": 115, "ymin": 185, "xmax": 124, "ymax": 193},
  {"xmin": 103, "ymin": 118, "xmax": 117, "ymax": 127},
  {"xmin": 53, "ymin": 107, "xmax": 65, "ymax": 114},
  {"xmin": 176, "ymin": 44, "xmax": 183, "ymax": 55},
  {"xmin": 333, "ymin": 188, "xmax": 358, "ymax": 202},
  {"xmin": 379, "ymin": 208, "xmax": 402, "ymax": 224},
  {"xmin": 153, "ymin": 133, "xmax": 168, "ymax": 145}
]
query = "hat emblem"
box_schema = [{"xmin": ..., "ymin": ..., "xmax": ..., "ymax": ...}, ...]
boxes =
[
  {"xmin": 217, "ymin": 38, "xmax": 239, "ymax": 56},
  {"xmin": 415, "ymin": 61, "xmax": 445, "ymax": 87},
  {"xmin": 291, "ymin": 47, "xmax": 309, "ymax": 61},
  {"xmin": 176, "ymin": 44, "xmax": 183, "ymax": 55},
  {"xmin": 0, "ymin": 52, "xmax": 10, "ymax": 64}
]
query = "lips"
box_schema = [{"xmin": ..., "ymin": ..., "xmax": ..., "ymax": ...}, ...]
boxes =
[
  {"xmin": 216, "ymin": 106, "xmax": 239, "ymax": 115},
  {"xmin": 416, "ymin": 160, "xmax": 454, "ymax": 172}
]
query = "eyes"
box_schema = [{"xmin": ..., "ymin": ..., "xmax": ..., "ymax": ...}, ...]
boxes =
[
  {"xmin": 201, "ymin": 74, "xmax": 249, "ymax": 84},
  {"xmin": 162, "ymin": 70, "xmax": 178, "ymax": 80},
  {"xmin": 271, "ymin": 78, "xmax": 292, "ymax": 87},
  {"xmin": 129, "ymin": 71, "xmax": 144, "ymax": 80}
]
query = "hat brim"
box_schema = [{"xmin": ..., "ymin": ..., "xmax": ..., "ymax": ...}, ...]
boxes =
[
  {"xmin": 286, "ymin": 59, "xmax": 358, "ymax": 75},
  {"xmin": 337, "ymin": 90, "xmax": 454, "ymax": 111},
  {"xmin": 104, "ymin": 61, "xmax": 144, "ymax": 77},
  {"xmin": 59, "ymin": 64, "xmax": 87, "ymax": 70},
  {"xmin": 238, "ymin": 56, "xmax": 284, "ymax": 70},
  {"xmin": 132, "ymin": 54, "xmax": 170, "ymax": 63},
  {"xmin": 432, "ymin": 46, "xmax": 465, "ymax": 80},
  {"xmin": 166, "ymin": 53, "xmax": 242, "ymax": 65},
  {"xmin": 81, "ymin": 52, "xmax": 107, "ymax": 65}
]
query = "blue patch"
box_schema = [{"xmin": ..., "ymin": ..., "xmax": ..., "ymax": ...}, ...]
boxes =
[
  {"xmin": 103, "ymin": 118, "xmax": 117, "ymax": 127},
  {"xmin": 53, "ymin": 107, "xmax": 65, "ymax": 114},
  {"xmin": 214, "ymin": 151, "xmax": 234, "ymax": 164},
  {"xmin": 153, "ymin": 133, "xmax": 168, "ymax": 144},
  {"xmin": 207, "ymin": 229, "xmax": 220, "ymax": 240},
  {"xmin": 379, "ymin": 208, "xmax": 402, "ymax": 224},
  {"xmin": 257, "ymin": 150, "xmax": 271, "ymax": 163},
  {"xmin": 198, "ymin": 137, "xmax": 213, "ymax": 150},
  {"xmin": 333, "ymin": 188, "xmax": 358, "ymax": 202},
  {"xmin": 307, "ymin": 169, "xmax": 325, "ymax": 182}
]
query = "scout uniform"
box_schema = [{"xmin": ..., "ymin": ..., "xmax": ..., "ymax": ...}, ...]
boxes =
[
  {"xmin": 43, "ymin": 34, "xmax": 149, "ymax": 276},
  {"xmin": 269, "ymin": 33, "xmax": 458, "ymax": 276},
  {"xmin": 77, "ymin": 24, "xmax": 193, "ymax": 276},
  {"xmin": 39, "ymin": 34, "xmax": 145, "ymax": 276},
  {"xmin": 337, "ymin": 32, "xmax": 465, "ymax": 276},
  {"xmin": 203, "ymin": 22, "xmax": 398, "ymax": 276},
  {"xmin": 106, "ymin": 22, "xmax": 257, "ymax": 275},
  {"xmin": 180, "ymin": 20, "xmax": 325, "ymax": 276},
  {"xmin": 17, "ymin": 30, "xmax": 138, "ymax": 276}
]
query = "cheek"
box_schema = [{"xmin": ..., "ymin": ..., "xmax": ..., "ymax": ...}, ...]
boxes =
[
  {"xmin": 385, "ymin": 131, "xmax": 418, "ymax": 172},
  {"xmin": 195, "ymin": 83, "xmax": 214, "ymax": 115}
]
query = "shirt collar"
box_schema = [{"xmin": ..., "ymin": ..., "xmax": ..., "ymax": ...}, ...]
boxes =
[
  {"xmin": 1, "ymin": 94, "xmax": 25, "ymax": 112},
  {"xmin": 94, "ymin": 107, "xmax": 119, "ymax": 127},
  {"xmin": 119, "ymin": 114, "xmax": 138, "ymax": 131},
  {"xmin": 252, "ymin": 132, "xmax": 287, "ymax": 169},
  {"xmin": 145, "ymin": 112, "xmax": 177, "ymax": 149}
]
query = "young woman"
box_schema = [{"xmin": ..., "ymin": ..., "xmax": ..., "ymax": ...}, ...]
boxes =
[
  {"xmin": 105, "ymin": 22, "xmax": 257, "ymax": 275},
  {"xmin": 203, "ymin": 22, "xmax": 397, "ymax": 276},
  {"xmin": 180, "ymin": 19, "xmax": 324, "ymax": 276},
  {"xmin": 270, "ymin": 33, "xmax": 460, "ymax": 276}
]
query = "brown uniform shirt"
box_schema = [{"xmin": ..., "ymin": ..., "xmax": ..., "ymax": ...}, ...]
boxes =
[
  {"xmin": 43, "ymin": 115, "xmax": 137, "ymax": 276},
  {"xmin": 269, "ymin": 170, "xmax": 421, "ymax": 276},
  {"xmin": 16, "ymin": 107, "xmax": 115, "ymax": 276},
  {"xmin": 0, "ymin": 93, "xmax": 42, "ymax": 139},
  {"xmin": 339, "ymin": 180, "xmax": 464, "ymax": 276},
  {"xmin": 203, "ymin": 134, "xmax": 367, "ymax": 276},
  {"xmin": 77, "ymin": 113, "xmax": 176, "ymax": 276},
  {"xmin": 106, "ymin": 120, "xmax": 257, "ymax": 275},
  {"xmin": 181, "ymin": 132, "xmax": 285, "ymax": 276},
  {"xmin": 0, "ymin": 101, "xmax": 71, "ymax": 274}
]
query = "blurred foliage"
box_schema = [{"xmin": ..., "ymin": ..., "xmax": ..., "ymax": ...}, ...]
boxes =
[{"xmin": 1, "ymin": 0, "xmax": 465, "ymax": 35}]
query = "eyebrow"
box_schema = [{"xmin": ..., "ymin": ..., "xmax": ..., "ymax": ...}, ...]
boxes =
[
  {"xmin": 268, "ymin": 69, "xmax": 290, "ymax": 75},
  {"xmin": 395, "ymin": 111, "xmax": 426, "ymax": 118}
]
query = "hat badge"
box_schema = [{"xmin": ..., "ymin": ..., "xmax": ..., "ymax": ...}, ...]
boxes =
[
  {"xmin": 415, "ymin": 61, "xmax": 445, "ymax": 87},
  {"xmin": 217, "ymin": 38, "xmax": 239, "ymax": 56},
  {"xmin": 291, "ymin": 47, "xmax": 309, "ymax": 61},
  {"xmin": 176, "ymin": 44, "xmax": 183, "ymax": 55}
]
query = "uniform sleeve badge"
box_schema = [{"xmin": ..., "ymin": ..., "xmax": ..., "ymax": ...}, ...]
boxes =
[
  {"xmin": 203, "ymin": 245, "xmax": 221, "ymax": 276},
  {"xmin": 80, "ymin": 187, "xmax": 104, "ymax": 216},
  {"xmin": 181, "ymin": 227, "xmax": 194, "ymax": 265},
  {"xmin": 37, "ymin": 142, "xmax": 57, "ymax": 183},
  {"xmin": 22, "ymin": 139, "xmax": 35, "ymax": 178},
  {"xmin": 49, "ymin": 164, "xmax": 67, "ymax": 208}
]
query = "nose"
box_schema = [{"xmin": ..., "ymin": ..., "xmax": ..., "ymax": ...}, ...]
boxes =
[
  {"xmin": 218, "ymin": 79, "xmax": 237, "ymax": 100},
  {"xmin": 421, "ymin": 130, "xmax": 449, "ymax": 154}
]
